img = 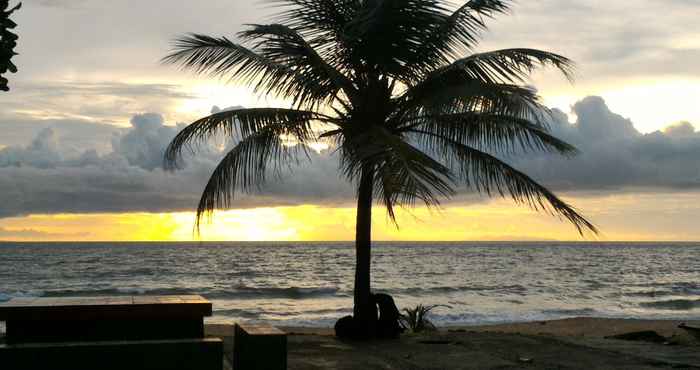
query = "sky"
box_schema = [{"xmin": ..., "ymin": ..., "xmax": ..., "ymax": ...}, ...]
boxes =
[{"xmin": 0, "ymin": 0, "xmax": 699, "ymax": 241}]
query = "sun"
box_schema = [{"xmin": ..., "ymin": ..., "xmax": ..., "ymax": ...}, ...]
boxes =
[{"xmin": 169, "ymin": 209, "xmax": 301, "ymax": 241}]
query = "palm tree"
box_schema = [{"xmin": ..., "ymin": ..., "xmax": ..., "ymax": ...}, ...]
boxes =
[{"xmin": 163, "ymin": 0, "xmax": 597, "ymax": 338}]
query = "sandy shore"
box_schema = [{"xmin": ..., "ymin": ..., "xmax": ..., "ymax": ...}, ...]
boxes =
[
  {"xmin": 462, "ymin": 317, "xmax": 700, "ymax": 339},
  {"xmin": 206, "ymin": 318, "xmax": 700, "ymax": 369}
]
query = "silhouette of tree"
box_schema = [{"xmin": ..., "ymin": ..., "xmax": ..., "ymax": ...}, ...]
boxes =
[
  {"xmin": 163, "ymin": 0, "xmax": 597, "ymax": 338},
  {"xmin": 0, "ymin": 0, "xmax": 20, "ymax": 92}
]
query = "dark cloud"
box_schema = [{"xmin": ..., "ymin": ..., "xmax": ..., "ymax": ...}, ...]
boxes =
[
  {"xmin": 513, "ymin": 97, "xmax": 700, "ymax": 190},
  {"xmin": 0, "ymin": 111, "xmax": 350, "ymax": 218},
  {"xmin": 0, "ymin": 97, "xmax": 697, "ymax": 219}
]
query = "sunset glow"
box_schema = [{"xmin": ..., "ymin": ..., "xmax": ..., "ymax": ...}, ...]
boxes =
[{"xmin": 2, "ymin": 191, "xmax": 699, "ymax": 242}]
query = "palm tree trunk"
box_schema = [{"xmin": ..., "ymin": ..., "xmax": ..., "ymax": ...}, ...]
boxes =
[{"xmin": 353, "ymin": 164, "xmax": 376, "ymax": 337}]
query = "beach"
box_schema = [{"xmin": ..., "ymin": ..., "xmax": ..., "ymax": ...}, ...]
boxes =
[
  {"xmin": 207, "ymin": 318, "xmax": 700, "ymax": 369},
  {"xmin": 2, "ymin": 315, "xmax": 698, "ymax": 368}
]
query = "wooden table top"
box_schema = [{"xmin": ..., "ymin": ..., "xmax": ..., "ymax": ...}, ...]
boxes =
[{"xmin": 0, "ymin": 295, "xmax": 212, "ymax": 321}]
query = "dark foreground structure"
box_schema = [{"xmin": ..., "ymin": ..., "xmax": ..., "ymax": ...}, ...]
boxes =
[{"xmin": 0, "ymin": 295, "xmax": 223, "ymax": 370}]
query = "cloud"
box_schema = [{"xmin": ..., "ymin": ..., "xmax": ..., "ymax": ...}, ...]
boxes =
[
  {"xmin": 513, "ymin": 96, "xmax": 700, "ymax": 190},
  {"xmin": 0, "ymin": 111, "xmax": 350, "ymax": 218},
  {"xmin": 0, "ymin": 116, "xmax": 122, "ymax": 154},
  {"xmin": 112, "ymin": 113, "xmax": 183, "ymax": 170},
  {"xmin": 34, "ymin": 0, "xmax": 88, "ymax": 9},
  {"xmin": 482, "ymin": 0, "xmax": 700, "ymax": 81},
  {"xmin": 3, "ymin": 81, "xmax": 195, "ymax": 124},
  {"xmin": 0, "ymin": 96, "xmax": 698, "ymax": 219},
  {"xmin": 0, "ymin": 227, "xmax": 88, "ymax": 240}
]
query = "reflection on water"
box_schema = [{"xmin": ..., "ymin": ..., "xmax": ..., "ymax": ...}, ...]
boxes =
[{"xmin": 1, "ymin": 242, "xmax": 699, "ymax": 327}]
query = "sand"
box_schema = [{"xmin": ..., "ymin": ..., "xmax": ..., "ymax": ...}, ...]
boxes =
[{"xmin": 206, "ymin": 318, "xmax": 700, "ymax": 369}]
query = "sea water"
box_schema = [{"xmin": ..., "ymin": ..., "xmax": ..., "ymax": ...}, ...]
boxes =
[{"xmin": 1, "ymin": 242, "xmax": 699, "ymax": 329}]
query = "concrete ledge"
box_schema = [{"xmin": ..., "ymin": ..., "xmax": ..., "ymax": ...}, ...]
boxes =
[
  {"xmin": 233, "ymin": 323, "xmax": 287, "ymax": 370},
  {"xmin": 0, "ymin": 338, "xmax": 223, "ymax": 370}
]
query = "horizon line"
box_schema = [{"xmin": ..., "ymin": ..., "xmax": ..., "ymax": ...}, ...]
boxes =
[{"xmin": 1, "ymin": 240, "xmax": 699, "ymax": 244}]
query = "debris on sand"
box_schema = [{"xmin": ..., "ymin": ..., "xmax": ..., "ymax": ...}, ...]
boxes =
[{"xmin": 605, "ymin": 330, "xmax": 667, "ymax": 343}]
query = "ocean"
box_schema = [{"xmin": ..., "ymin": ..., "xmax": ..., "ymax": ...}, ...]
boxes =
[{"xmin": 1, "ymin": 242, "xmax": 699, "ymax": 329}]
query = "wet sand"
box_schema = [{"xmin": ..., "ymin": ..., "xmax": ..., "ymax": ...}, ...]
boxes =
[{"xmin": 207, "ymin": 318, "xmax": 700, "ymax": 369}]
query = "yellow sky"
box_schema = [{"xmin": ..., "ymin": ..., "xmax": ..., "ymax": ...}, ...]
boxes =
[
  {"xmin": 541, "ymin": 78, "xmax": 700, "ymax": 133},
  {"xmin": 2, "ymin": 192, "xmax": 698, "ymax": 242}
]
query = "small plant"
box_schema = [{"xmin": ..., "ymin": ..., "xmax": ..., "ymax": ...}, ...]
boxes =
[{"xmin": 400, "ymin": 304, "xmax": 449, "ymax": 333}]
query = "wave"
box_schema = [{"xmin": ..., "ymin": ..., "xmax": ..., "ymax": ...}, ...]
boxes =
[
  {"xmin": 623, "ymin": 290, "xmax": 674, "ymax": 298},
  {"xmin": 622, "ymin": 282, "xmax": 700, "ymax": 299},
  {"xmin": 639, "ymin": 299, "xmax": 700, "ymax": 311},
  {"xmin": 392, "ymin": 284, "xmax": 528, "ymax": 296},
  {"xmin": 5, "ymin": 286, "xmax": 344, "ymax": 301},
  {"xmin": 541, "ymin": 308, "xmax": 597, "ymax": 316},
  {"xmin": 228, "ymin": 286, "xmax": 343, "ymax": 299},
  {"xmin": 628, "ymin": 282, "xmax": 700, "ymax": 294},
  {"xmin": 41, "ymin": 287, "xmax": 193, "ymax": 297},
  {"xmin": 212, "ymin": 308, "xmax": 261, "ymax": 319}
]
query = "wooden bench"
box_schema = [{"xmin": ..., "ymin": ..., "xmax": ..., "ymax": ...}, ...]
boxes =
[
  {"xmin": 0, "ymin": 295, "xmax": 212, "ymax": 343},
  {"xmin": 233, "ymin": 323, "xmax": 287, "ymax": 370},
  {"xmin": 0, "ymin": 295, "xmax": 223, "ymax": 370}
]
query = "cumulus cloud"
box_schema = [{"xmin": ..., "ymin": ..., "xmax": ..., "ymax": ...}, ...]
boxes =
[
  {"xmin": 112, "ymin": 113, "xmax": 184, "ymax": 170},
  {"xmin": 514, "ymin": 96, "xmax": 700, "ymax": 190},
  {"xmin": 0, "ymin": 116, "xmax": 121, "ymax": 154},
  {"xmin": 0, "ymin": 97, "xmax": 698, "ymax": 219},
  {"xmin": 0, "ymin": 111, "xmax": 350, "ymax": 218}
]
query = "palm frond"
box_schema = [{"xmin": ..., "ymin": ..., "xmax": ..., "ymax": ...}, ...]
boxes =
[
  {"xmin": 403, "ymin": 112, "xmax": 578, "ymax": 156},
  {"xmin": 238, "ymin": 23, "xmax": 358, "ymax": 106},
  {"xmin": 194, "ymin": 127, "xmax": 309, "ymax": 229},
  {"xmin": 342, "ymin": 0, "xmax": 453, "ymax": 78},
  {"xmin": 270, "ymin": 0, "xmax": 359, "ymax": 38},
  {"xmin": 398, "ymin": 78, "xmax": 549, "ymax": 128},
  {"xmin": 447, "ymin": 48, "xmax": 575, "ymax": 84},
  {"xmin": 339, "ymin": 127, "xmax": 455, "ymax": 223},
  {"xmin": 424, "ymin": 134, "xmax": 597, "ymax": 235},
  {"xmin": 268, "ymin": 0, "xmax": 363, "ymax": 84},
  {"xmin": 401, "ymin": 0, "xmax": 514, "ymax": 80},
  {"xmin": 163, "ymin": 108, "xmax": 325, "ymax": 170},
  {"xmin": 162, "ymin": 34, "xmax": 333, "ymax": 107}
]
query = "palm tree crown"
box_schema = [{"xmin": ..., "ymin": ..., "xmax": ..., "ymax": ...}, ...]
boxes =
[{"xmin": 163, "ymin": 0, "xmax": 597, "ymax": 338}]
